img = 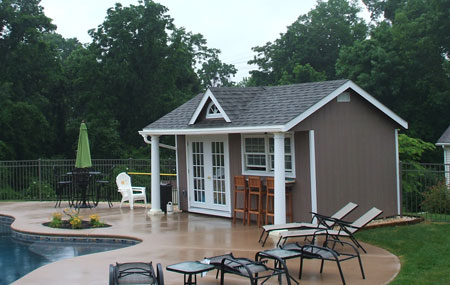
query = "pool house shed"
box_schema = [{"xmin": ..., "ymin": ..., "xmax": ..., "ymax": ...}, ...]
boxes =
[
  {"xmin": 139, "ymin": 79, "xmax": 408, "ymax": 224},
  {"xmin": 436, "ymin": 126, "xmax": 450, "ymax": 185}
]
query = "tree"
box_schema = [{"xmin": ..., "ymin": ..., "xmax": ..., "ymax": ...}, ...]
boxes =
[
  {"xmin": 80, "ymin": 0, "xmax": 236, "ymax": 151},
  {"xmin": 337, "ymin": 0, "xmax": 450, "ymax": 144},
  {"xmin": 278, "ymin": 63, "xmax": 326, "ymax": 85},
  {"xmin": 398, "ymin": 134, "xmax": 435, "ymax": 163},
  {"xmin": 0, "ymin": 0, "xmax": 63, "ymax": 159},
  {"xmin": 197, "ymin": 49, "xmax": 237, "ymax": 87},
  {"xmin": 248, "ymin": 0, "xmax": 367, "ymax": 86}
]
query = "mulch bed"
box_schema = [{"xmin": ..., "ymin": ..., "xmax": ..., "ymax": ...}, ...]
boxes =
[
  {"xmin": 365, "ymin": 215, "xmax": 424, "ymax": 229},
  {"xmin": 42, "ymin": 220, "xmax": 111, "ymax": 230}
]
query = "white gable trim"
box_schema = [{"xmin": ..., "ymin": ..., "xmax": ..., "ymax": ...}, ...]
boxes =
[
  {"xmin": 282, "ymin": 80, "xmax": 409, "ymax": 131},
  {"xmin": 188, "ymin": 89, "xmax": 231, "ymax": 125}
]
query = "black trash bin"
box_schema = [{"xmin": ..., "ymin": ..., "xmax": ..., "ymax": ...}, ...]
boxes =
[{"xmin": 160, "ymin": 183, "xmax": 172, "ymax": 213}]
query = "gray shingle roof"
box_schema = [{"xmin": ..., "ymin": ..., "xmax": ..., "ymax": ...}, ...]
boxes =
[
  {"xmin": 144, "ymin": 79, "xmax": 349, "ymax": 130},
  {"xmin": 437, "ymin": 126, "xmax": 450, "ymax": 144}
]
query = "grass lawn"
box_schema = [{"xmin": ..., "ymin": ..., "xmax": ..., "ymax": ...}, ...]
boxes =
[{"xmin": 356, "ymin": 222, "xmax": 450, "ymax": 284}]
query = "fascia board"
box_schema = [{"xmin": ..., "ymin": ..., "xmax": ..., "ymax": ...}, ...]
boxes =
[
  {"xmin": 348, "ymin": 81, "xmax": 408, "ymax": 129},
  {"xmin": 436, "ymin": 143, "xmax": 450, "ymax": 146},
  {"xmin": 139, "ymin": 125, "xmax": 284, "ymax": 136},
  {"xmin": 188, "ymin": 89, "xmax": 231, "ymax": 125},
  {"xmin": 282, "ymin": 80, "xmax": 409, "ymax": 131}
]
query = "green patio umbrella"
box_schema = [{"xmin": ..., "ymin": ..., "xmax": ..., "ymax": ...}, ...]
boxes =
[{"xmin": 75, "ymin": 122, "xmax": 92, "ymax": 168}]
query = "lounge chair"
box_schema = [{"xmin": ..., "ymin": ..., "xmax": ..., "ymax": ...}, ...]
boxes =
[
  {"xmin": 206, "ymin": 253, "xmax": 291, "ymax": 285},
  {"xmin": 281, "ymin": 240, "xmax": 365, "ymax": 285},
  {"xmin": 277, "ymin": 207, "xmax": 383, "ymax": 253},
  {"xmin": 109, "ymin": 262, "xmax": 163, "ymax": 284},
  {"xmin": 259, "ymin": 202, "xmax": 358, "ymax": 246}
]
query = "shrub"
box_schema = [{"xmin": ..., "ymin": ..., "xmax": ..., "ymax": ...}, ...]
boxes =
[
  {"xmin": 421, "ymin": 181, "xmax": 450, "ymax": 214},
  {"xmin": 89, "ymin": 214, "xmax": 104, "ymax": 228},
  {"xmin": 24, "ymin": 181, "xmax": 56, "ymax": 200},
  {"xmin": 0, "ymin": 187, "xmax": 21, "ymax": 200},
  {"xmin": 64, "ymin": 208, "xmax": 83, "ymax": 229},
  {"xmin": 49, "ymin": 212, "xmax": 63, "ymax": 228}
]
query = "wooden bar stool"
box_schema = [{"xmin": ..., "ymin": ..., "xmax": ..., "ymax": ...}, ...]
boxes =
[
  {"xmin": 265, "ymin": 177, "xmax": 294, "ymax": 224},
  {"xmin": 247, "ymin": 176, "xmax": 265, "ymax": 227},
  {"xmin": 286, "ymin": 188, "xmax": 293, "ymax": 223},
  {"xmin": 233, "ymin": 175, "xmax": 248, "ymax": 224},
  {"xmin": 265, "ymin": 177, "xmax": 275, "ymax": 224}
]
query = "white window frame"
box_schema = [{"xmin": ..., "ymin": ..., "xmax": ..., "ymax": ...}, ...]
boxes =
[
  {"xmin": 205, "ymin": 101, "xmax": 222, "ymax": 119},
  {"xmin": 241, "ymin": 133, "xmax": 296, "ymax": 178}
]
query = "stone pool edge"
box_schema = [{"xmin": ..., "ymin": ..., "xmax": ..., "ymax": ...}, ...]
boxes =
[{"xmin": 0, "ymin": 213, "xmax": 142, "ymax": 245}]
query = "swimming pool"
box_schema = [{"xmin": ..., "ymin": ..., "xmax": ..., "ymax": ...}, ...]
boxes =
[{"xmin": 0, "ymin": 220, "xmax": 134, "ymax": 285}]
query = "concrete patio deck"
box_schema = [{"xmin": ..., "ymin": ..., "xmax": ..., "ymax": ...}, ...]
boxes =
[{"xmin": 0, "ymin": 202, "xmax": 400, "ymax": 284}]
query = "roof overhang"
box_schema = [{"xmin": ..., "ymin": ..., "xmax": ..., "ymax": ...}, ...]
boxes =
[
  {"xmin": 436, "ymin": 143, "xmax": 450, "ymax": 147},
  {"xmin": 139, "ymin": 125, "xmax": 285, "ymax": 136}
]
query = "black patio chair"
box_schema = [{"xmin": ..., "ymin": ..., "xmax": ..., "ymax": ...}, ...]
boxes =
[
  {"xmin": 277, "ymin": 207, "xmax": 383, "ymax": 253},
  {"xmin": 94, "ymin": 165, "xmax": 115, "ymax": 207},
  {"xmin": 259, "ymin": 202, "xmax": 358, "ymax": 247},
  {"xmin": 72, "ymin": 167, "xmax": 92, "ymax": 208},
  {"xmin": 206, "ymin": 253, "xmax": 291, "ymax": 285},
  {"xmin": 281, "ymin": 240, "xmax": 365, "ymax": 285},
  {"xmin": 109, "ymin": 262, "xmax": 163, "ymax": 285},
  {"xmin": 53, "ymin": 167, "xmax": 73, "ymax": 208}
]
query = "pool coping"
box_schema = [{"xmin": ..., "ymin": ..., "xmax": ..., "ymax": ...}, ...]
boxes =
[{"xmin": 1, "ymin": 214, "xmax": 141, "ymax": 245}]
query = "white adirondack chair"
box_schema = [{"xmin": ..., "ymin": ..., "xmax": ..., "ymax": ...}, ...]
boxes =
[{"xmin": 116, "ymin": 172, "xmax": 147, "ymax": 209}]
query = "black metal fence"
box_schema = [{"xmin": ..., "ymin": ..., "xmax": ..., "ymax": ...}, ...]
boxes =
[
  {"xmin": 0, "ymin": 159, "xmax": 178, "ymax": 205},
  {"xmin": 2, "ymin": 159, "xmax": 449, "ymax": 221},
  {"xmin": 401, "ymin": 162, "xmax": 450, "ymax": 222}
]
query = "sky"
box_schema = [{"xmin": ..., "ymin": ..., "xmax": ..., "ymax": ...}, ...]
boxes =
[{"xmin": 40, "ymin": 0, "xmax": 368, "ymax": 83}]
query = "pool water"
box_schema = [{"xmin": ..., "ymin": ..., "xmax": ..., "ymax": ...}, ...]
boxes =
[{"xmin": 0, "ymin": 222, "xmax": 132, "ymax": 285}]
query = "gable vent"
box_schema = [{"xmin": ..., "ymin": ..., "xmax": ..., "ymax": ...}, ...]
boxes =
[
  {"xmin": 337, "ymin": 92, "xmax": 351, "ymax": 102},
  {"xmin": 205, "ymin": 101, "xmax": 222, "ymax": 119}
]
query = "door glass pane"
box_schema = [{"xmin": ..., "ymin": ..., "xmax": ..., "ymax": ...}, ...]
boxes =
[
  {"xmin": 192, "ymin": 142, "xmax": 205, "ymax": 203},
  {"xmin": 212, "ymin": 141, "xmax": 226, "ymax": 205}
]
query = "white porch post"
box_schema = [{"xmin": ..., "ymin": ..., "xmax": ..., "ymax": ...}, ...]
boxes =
[
  {"xmin": 395, "ymin": 129, "xmax": 401, "ymax": 215},
  {"xmin": 149, "ymin": 135, "xmax": 162, "ymax": 215},
  {"xmin": 274, "ymin": 132, "xmax": 286, "ymax": 225},
  {"xmin": 309, "ymin": 130, "xmax": 317, "ymax": 222}
]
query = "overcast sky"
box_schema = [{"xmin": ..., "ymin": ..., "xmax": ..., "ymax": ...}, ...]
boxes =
[{"xmin": 40, "ymin": 0, "xmax": 368, "ymax": 82}]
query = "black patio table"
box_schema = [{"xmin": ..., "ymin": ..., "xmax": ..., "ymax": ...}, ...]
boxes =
[
  {"xmin": 68, "ymin": 169, "xmax": 101, "ymax": 208},
  {"xmin": 166, "ymin": 261, "xmax": 215, "ymax": 285},
  {"xmin": 255, "ymin": 248, "xmax": 302, "ymax": 284}
]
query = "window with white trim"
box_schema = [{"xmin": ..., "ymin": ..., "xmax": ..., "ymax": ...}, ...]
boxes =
[
  {"xmin": 205, "ymin": 101, "xmax": 222, "ymax": 119},
  {"xmin": 242, "ymin": 134, "xmax": 294, "ymax": 175}
]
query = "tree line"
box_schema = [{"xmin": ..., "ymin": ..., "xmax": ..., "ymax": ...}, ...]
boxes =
[
  {"xmin": 246, "ymin": 0, "xmax": 449, "ymax": 162},
  {"xmin": 1, "ymin": 0, "xmax": 448, "ymax": 162}
]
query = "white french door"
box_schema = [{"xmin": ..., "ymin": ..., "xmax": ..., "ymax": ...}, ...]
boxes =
[{"xmin": 187, "ymin": 135, "xmax": 230, "ymax": 215}]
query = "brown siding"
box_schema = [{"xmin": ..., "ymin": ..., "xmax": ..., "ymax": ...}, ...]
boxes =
[
  {"xmin": 291, "ymin": 91, "xmax": 399, "ymax": 218},
  {"xmin": 176, "ymin": 135, "xmax": 188, "ymax": 211},
  {"xmin": 293, "ymin": 131, "xmax": 312, "ymax": 221}
]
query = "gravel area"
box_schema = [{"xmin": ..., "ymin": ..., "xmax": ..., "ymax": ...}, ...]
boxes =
[{"xmin": 366, "ymin": 215, "xmax": 423, "ymax": 229}]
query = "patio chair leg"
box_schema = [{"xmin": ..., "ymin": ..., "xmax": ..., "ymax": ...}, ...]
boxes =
[
  {"xmin": 298, "ymin": 257, "xmax": 304, "ymax": 279},
  {"xmin": 335, "ymin": 260, "xmax": 346, "ymax": 285},
  {"xmin": 320, "ymin": 259, "xmax": 324, "ymax": 273},
  {"xmin": 258, "ymin": 229, "xmax": 265, "ymax": 243},
  {"xmin": 357, "ymin": 252, "xmax": 366, "ymax": 279},
  {"xmin": 276, "ymin": 236, "xmax": 283, "ymax": 247},
  {"xmin": 352, "ymin": 237, "xmax": 367, "ymax": 253},
  {"xmin": 262, "ymin": 231, "xmax": 272, "ymax": 247},
  {"xmin": 220, "ymin": 268, "xmax": 225, "ymax": 285}
]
